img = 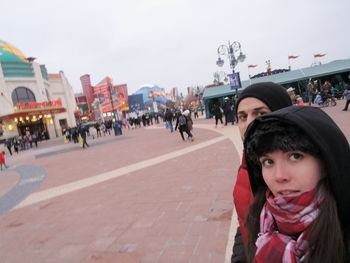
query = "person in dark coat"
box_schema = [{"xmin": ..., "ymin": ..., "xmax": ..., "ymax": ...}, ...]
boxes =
[
  {"xmin": 342, "ymin": 83, "xmax": 350, "ymax": 111},
  {"xmin": 223, "ymin": 97, "xmax": 235, "ymax": 125},
  {"xmin": 212, "ymin": 103, "xmax": 223, "ymax": 128},
  {"xmin": 164, "ymin": 108, "xmax": 174, "ymax": 132},
  {"xmin": 174, "ymin": 111, "xmax": 194, "ymax": 141},
  {"xmin": 6, "ymin": 138, "xmax": 12, "ymax": 155},
  {"xmin": 79, "ymin": 124, "xmax": 89, "ymax": 148},
  {"xmin": 244, "ymin": 106, "xmax": 350, "ymax": 263}
]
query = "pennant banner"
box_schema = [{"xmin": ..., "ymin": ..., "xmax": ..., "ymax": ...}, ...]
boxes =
[
  {"xmin": 314, "ymin": 53, "xmax": 326, "ymax": 58},
  {"xmin": 248, "ymin": 64, "xmax": 257, "ymax": 68},
  {"xmin": 288, "ymin": 55, "xmax": 299, "ymax": 59}
]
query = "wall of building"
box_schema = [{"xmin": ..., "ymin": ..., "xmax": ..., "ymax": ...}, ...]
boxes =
[{"xmin": 48, "ymin": 71, "xmax": 78, "ymax": 131}]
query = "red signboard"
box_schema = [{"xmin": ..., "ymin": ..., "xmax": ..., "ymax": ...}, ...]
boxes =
[
  {"xmin": 15, "ymin": 99, "xmax": 63, "ymax": 110},
  {"xmin": 93, "ymin": 83, "xmax": 129, "ymax": 113}
]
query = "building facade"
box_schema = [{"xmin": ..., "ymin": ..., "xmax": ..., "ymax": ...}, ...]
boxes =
[{"xmin": 0, "ymin": 40, "xmax": 77, "ymax": 140}]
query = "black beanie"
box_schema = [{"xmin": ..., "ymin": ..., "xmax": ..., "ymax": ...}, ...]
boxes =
[{"xmin": 235, "ymin": 82, "xmax": 292, "ymax": 114}]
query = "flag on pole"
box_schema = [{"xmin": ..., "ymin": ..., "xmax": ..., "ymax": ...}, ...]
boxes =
[
  {"xmin": 314, "ymin": 53, "xmax": 326, "ymax": 58},
  {"xmin": 248, "ymin": 64, "xmax": 257, "ymax": 68},
  {"xmin": 288, "ymin": 55, "xmax": 299, "ymax": 59}
]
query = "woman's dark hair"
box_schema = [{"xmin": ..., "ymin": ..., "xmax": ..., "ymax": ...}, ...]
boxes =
[{"xmin": 245, "ymin": 120, "xmax": 348, "ymax": 262}]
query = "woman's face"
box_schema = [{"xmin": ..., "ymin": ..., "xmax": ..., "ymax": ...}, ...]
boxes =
[{"xmin": 259, "ymin": 150, "xmax": 322, "ymax": 197}]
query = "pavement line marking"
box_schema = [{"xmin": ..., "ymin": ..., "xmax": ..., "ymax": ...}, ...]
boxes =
[{"xmin": 14, "ymin": 135, "xmax": 227, "ymax": 210}]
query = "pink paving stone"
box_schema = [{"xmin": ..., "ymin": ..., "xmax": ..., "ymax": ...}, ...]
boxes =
[
  {"xmin": 132, "ymin": 217, "xmax": 157, "ymax": 229},
  {"xmin": 86, "ymin": 251, "xmax": 142, "ymax": 263},
  {"xmin": 140, "ymin": 252, "xmax": 162, "ymax": 263},
  {"xmin": 89, "ymin": 237, "xmax": 118, "ymax": 251},
  {"xmin": 157, "ymin": 245, "xmax": 197, "ymax": 263},
  {"xmin": 190, "ymin": 221, "xmax": 222, "ymax": 237},
  {"xmin": 189, "ymin": 252, "xmax": 213, "ymax": 263}
]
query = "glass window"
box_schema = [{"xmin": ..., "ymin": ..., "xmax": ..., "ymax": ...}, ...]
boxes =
[{"xmin": 12, "ymin": 87, "xmax": 36, "ymax": 104}]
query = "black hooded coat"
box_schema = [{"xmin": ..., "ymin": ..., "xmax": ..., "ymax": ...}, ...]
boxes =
[{"xmin": 244, "ymin": 106, "xmax": 350, "ymax": 241}]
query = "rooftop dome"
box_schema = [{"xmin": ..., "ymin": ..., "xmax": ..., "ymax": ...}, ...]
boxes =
[{"xmin": 0, "ymin": 40, "xmax": 28, "ymax": 63}]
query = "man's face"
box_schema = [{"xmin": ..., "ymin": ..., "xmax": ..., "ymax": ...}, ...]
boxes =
[{"xmin": 237, "ymin": 97, "xmax": 271, "ymax": 140}]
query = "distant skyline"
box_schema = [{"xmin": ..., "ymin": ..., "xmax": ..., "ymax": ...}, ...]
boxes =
[{"xmin": 2, "ymin": 0, "xmax": 349, "ymax": 95}]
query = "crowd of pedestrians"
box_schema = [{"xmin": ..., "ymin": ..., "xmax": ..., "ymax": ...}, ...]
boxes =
[{"xmin": 4, "ymin": 130, "xmax": 45, "ymax": 156}]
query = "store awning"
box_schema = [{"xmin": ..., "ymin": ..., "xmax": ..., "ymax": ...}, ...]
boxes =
[{"xmin": 0, "ymin": 106, "xmax": 66, "ymax": 120}]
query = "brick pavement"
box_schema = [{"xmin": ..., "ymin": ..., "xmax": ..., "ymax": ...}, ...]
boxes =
[
  {"xmin": 0, "ymin": 101, "xmax": 349, "ymax": 263},
  {"xmin": 0, "ymin": 115, "xmax": 241, "ymax": 263}
]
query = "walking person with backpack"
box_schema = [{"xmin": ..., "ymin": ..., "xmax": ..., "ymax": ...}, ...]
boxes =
[{"xmin": 175, "ymin": 111, "xmax": 194, "ymax": 141}]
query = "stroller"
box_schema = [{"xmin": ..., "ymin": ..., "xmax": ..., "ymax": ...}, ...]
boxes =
[{"xmin": 314, "ymin": 92, "xmax": 337, "ymax": 107}]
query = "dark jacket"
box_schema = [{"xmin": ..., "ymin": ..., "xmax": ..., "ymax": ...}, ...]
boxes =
[
  {"xmin": 164, "ymin": 109, "xmax": 173, "ymax": 122},
  {"xmin": 212, "ymin": 105, "xmax": 222, "ymax": 118}
]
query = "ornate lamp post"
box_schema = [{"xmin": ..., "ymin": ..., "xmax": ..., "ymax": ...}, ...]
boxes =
[
  {"xmin": 216, "ymin": 41, "xmax": 246, "ymax": 94},
  {"xmin": 213, "ymin": 71, "xmax": 228, "ymax": 85}
]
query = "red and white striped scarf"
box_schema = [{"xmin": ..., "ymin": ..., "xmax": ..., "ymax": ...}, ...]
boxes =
[{"xmin": 253, "ymin": 188, "xmax": 323, "ymax": 263}]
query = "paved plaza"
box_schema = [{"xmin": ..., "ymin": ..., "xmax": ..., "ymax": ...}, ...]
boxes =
[{"xmin": 1, "ymin": 102, "xmax": 350, "ymax": 263}]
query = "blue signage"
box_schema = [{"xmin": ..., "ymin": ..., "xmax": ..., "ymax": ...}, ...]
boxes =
[{"xmin": 228, "ymin": 72, "xmax": 242, "ymax": 92}]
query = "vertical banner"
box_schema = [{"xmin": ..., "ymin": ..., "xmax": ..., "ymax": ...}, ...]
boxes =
[
  {"xmin": 93, "ymin": 82, "xmax": 129, "ymax": 113},
  {"xmin": 113, "ymin": 84, "xmax": 129, "ymax": 111},
  {"xmin": 228, "ymin": 72, "xmax": 241, "ymax": 92},
  {"xmin": 93, "ymin": 82, "xmax": 111, "ymax": 113}
]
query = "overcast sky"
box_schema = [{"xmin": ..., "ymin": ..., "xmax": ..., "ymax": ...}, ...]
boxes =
[{"xmin": 2, "ymin": 0, "xmax": 349, "ymax": 95}]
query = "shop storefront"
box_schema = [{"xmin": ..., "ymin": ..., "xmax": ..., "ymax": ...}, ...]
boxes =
[
  {"xmin": 0, "ymin": 39, "xmax": 77, "ymax": 141},
  {"xmin": 0, "ymin": 99, "xmax": 66, "ymax": 140}
]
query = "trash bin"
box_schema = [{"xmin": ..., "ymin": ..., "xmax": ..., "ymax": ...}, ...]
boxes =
[{"xmin": 113, "ymin": 121, "xmax": 123, "ymax": 136}]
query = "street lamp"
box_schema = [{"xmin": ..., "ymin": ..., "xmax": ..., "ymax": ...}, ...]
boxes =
[
  {"xmin": 216, "ymin": 41, "xmax": 246, "ymax": 70},
  {"xmin": 213, "ymin": 71, "xmax": 228, "ymax": 85},
  {"xmin": 216, "ymin": 41, "xmax": 246, "ymax": 94}
]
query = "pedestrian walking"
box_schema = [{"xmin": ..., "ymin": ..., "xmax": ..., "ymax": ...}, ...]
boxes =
[
  {"xmin": 164, "ymin": 108, "xmax": 174, "ymax": 133},
  {"xmin": 194, "ymin": 107, "xmax": 199, "ymax": 119},
  {"xmin": 6, "ymin": 138, "xmax": 12, "ymax": 155},
  {"xmin": 13, "ymin": 138, "xmax": 19, "ymax": 154},
  {"xmin": 79, "ymin": 124, "xmax": 89, "ymax": 148},
  {"xmin": 175, "ymin": 111, "xmax": 194, "ymax": 141},
  {"xmin": 342, "ymin": 84, "xmax": 350, "ymax": 111},
  {"xmin": 183, "ymin": 109, "xmax": 194, "ymax": 140},
  {"xmin": 32, "ymin": 132, "xmax": 38, "ymax": 148},
  {"xmin": 307, "ymin": 78, "xmax": 316, "ymax": 106},
  {"xmin": 212, "ymin": 103, "xmax": 223, "ymax": 128}
]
